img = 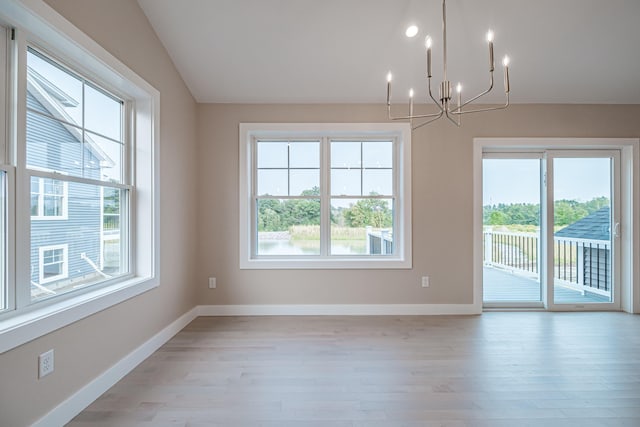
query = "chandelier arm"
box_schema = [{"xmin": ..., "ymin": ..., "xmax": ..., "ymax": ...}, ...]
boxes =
[
  {"xmin": 388, "ymin": 105, "xmax": 442, "ymax": 121},
  {"xmin": 411, "ymin": 110, "xmax": 444, "ymax": 130},
  {"xmin": 427, "ymin": 78, "xmax": 445, "ymax": 112},
  {"xmin": 444, "ymin": 106, "xmax": 461, "ymax": 127},
  {"xmin": 452, "ymin": 74, "xmax": 495, "ymax": 114},
  {"xmin": 451, "ymin": 93, "xmax": 510, "ymax": 115}
]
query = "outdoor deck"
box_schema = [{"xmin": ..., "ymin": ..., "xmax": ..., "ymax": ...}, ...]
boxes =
[{"xmin": 484, "ymin": 266, "xmax": 610, "ymax": 303}]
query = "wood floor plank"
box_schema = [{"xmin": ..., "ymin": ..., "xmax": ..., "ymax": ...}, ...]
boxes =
[{"xmin": 67, "ymin": 313, "xmax": 640, "ymax": 426}]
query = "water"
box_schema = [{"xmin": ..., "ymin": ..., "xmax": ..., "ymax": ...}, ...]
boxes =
[{"xmin": 258, "ymin": 240, "xmax": 366, "ymax": 256}]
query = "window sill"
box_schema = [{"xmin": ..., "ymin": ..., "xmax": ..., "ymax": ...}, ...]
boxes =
[
  {"xmin": 240, "ymin": 256, "xmax": 412, "ymax": 270},
  {"xmin": 0, "ymin": 276, "xmax": 158, "ymax": 354}
]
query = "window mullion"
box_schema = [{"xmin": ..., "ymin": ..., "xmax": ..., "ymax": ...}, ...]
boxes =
[
  {"xmin": 251, "ymin": 137, "xmax": 258, "ymax": 257},
  {"xmin": 14, "ymin": 30, "xmax": 31, "ymax": 310},
  {"xmin": 321, "ymin": 137, "xmax": 330, "ymax": 256}
]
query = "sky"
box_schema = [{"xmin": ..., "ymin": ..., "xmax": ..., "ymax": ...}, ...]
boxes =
[
  {"xmin": 483, "ymin": 157, "xmax": 611, "ymax": 206},
  {"xmin": 257, "ymin": 141, "xmax": 393, "ymax": 198}
]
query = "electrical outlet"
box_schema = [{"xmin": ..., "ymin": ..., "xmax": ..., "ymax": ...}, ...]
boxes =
[
  {"xmin": 208, "ymin": 277, "xmax": 216, "ymax": 289},
  {"xmin": 39, "ymin": 349, "xmax": 54, "ymax": 378},
  {"xmin": 421, "ymin": 276, "xmax": 430, "ymax": 288}
]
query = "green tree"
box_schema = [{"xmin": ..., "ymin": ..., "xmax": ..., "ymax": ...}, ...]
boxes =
[
  {"xmin": 257, "ymin": 187, "xmax": 321, "ymax": 231},
  {"xmin": 343, "ymin": 199, "xmax": 392, "ymax": 228}
]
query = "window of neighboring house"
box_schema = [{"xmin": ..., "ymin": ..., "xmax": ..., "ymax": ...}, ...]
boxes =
[
  {"xmin": 30, "ymin": 177, "xmax": 67, "ymax": 219},
  {"xmin": 240, "ymin": 123, "xmax": 412, "ymax": 269},
  {"xmin": 0, "ymin": 1, "xmax": 159, "ymax": 354},
  {"xmin": 38, "ymin": 244, "xmax": 68, "ymax": 285}
]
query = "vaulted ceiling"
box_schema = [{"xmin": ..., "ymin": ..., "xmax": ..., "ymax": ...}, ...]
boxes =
[{"xmin": 137, "ymin": 0, "xmax": 640, "ymax": 104}]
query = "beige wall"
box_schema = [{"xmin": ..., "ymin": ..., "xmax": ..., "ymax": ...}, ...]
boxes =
[
  {"xmin": 196, "ymin": 103, "xmax": 640, "ymax": 305},
  {"xmin": 0, "ymin": 1, "xmax": 199, "ymax": 426},
  {"xmin": 0, "ymin": 1, "xmax": 639, "ymax": 425}
]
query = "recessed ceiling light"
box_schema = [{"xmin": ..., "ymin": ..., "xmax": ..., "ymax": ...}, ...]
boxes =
[{"xmin": 405, "ymin": 25, "xmax": 419, "ymax": 38}]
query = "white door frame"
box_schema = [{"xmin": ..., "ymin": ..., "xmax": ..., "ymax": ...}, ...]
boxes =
[{"xmin": 473, "ymin": 138, "xmax": 639, "ymax": 314}]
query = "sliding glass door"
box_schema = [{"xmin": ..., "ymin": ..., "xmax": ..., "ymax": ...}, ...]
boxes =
[
  {"xmin": 483, "ymin": 156, "xmax": 542, "ymax": 306},
  {"xmin": 546, "ymin": 151, "xmax": 620, "ymax": 309},
  {"xmin": 483, "ymin": 150, "xmax": 620, "ymax": 310}
]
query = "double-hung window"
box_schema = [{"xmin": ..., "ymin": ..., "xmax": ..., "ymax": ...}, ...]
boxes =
[
  {"xmin": 0, "ymin": 2, "xmax": 159, "ymax": 354},
  {"xmin": 240, "ymin": 123, "xmax": 412, "ymax": 269},
  {"xmin": 25, "ymin": 47, "xmax": 128, "ymax": 302}
]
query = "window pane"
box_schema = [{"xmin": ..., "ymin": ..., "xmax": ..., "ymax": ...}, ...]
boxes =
[
  {"xmin": 43, "ymin": 194, "xmax": 63, "ymax": 217},
  {"xmin": 331, "ymin": 141, "xmax": 361, "ymax": 168},
  {"xmin": 85, "ymin": 132, "xmax": 122, "ymax": 183},
  {"xmin": 257, "ymin": 169, "xmax": 288, "ymax": 196},
  {"xmin": 27, "ymin": 49, "xmax": 83, "ymax": 127},
  {"xmin": 30, "ymin": 178, "xmax": 40, "ymax": 216},
  {"xmin": 102, "ymin": 188, "xmax": 123, "ymax": 275},
  {"xmin": 331, "ymin": 169, "xmax": 361, "ymax": 196},
  {"xmin": 31, "ymin": 181, "xmax": 128, "ymax": 302},
  {"xmin": 290, "ymin": 169, "xmax": 319, "ymax": 196},
  {"xmin": 26, "ymin": 111, "xmax": 83, "ymax": 176},
  {"xmin": 289, "ymin": 141, "xmax": 319, "ymax": 168},
  {"xmin": 363, "ymin": 141, "xmax": 393, "ymax": 168},
  {"xmin": 257, "ymin": 142, "xmax": 288, "ymax": 168},
  {"xmin": 84, "ymin": 84, "xmax": 122, "ymax": 142},
  {"xmin": 0, "ymin": 171, "xmax": 5, "ymax": 311},
  {"xmin": 257, "ymin": 198, "xmax": 320, "ymax": 255},
  {"xmin": 363, "ymin": 169, "xmax": 393, "ymax": 196},
  {"xmin": 331, "ymin": 198, "xmax": 394, "ymax": 255}
]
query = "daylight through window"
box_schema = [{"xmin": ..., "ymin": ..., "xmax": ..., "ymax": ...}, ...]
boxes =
[
  {"xmin": 241, "ymin": 124, "xmax": 411, "ymax": 269},
  {"xmin": 26, "ymin": 47, "xmax": 129, "ymax": 302}
]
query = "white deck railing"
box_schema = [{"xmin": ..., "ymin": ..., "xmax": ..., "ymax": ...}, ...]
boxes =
[{"xmin": 483, "ymin": 230, "xmax": 611, "ymax": 297}]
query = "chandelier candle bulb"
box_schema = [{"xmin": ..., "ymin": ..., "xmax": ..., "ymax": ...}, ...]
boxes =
[
  {"xmin": 409, "ymin": 88, "xmax": 414, "ymax": 117},
  {"xmin": 386, "ymin": 72, "xmax": 392, "ymax": 105},
  {"xmin": 426, "ymin": 36, "xmax": 432, "ymax": 77},
  {"xmin": 456, "ymin": 83, "xmax": 462, "ymax": 110},
  {"xmin": 503, "ymin": 56, "xmax": 510, "ymax": 93},
  {"xmin": 487, "ymin": 30, "xmax": 494, "ymax": 72}
]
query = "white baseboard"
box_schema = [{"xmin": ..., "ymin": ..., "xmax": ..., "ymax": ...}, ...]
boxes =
[
  {"xmin": 32, "ymin": 306, "xmax": 199, "ymax": 427},
  {"xmin": 197, "ymin": 304, "xmax": 480, "ymax": 316}
]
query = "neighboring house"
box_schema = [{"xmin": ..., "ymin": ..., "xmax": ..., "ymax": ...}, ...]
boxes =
[
  {"xmin": 555, "ymin": 206, "xmax": 611, "ymax": 295},
  {"xmin": 27, "ymin": 67, "xmax": 116, "ymax": 296}
]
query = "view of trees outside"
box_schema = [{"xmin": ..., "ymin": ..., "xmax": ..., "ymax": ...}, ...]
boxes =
[
  {"xmin": 484, "ymin": 196, "xmax": 610, "ymax": 231},
  {"xmin": 483, "ymin": 158, "xmax": 611, "ymax": 232},
  {"xmin": 257, "ymin": 189, "xmax": 393, "ymax": 255},
  {"xmin": 257, "ymin": 140, "xmax": 394, "ymax": 256}
]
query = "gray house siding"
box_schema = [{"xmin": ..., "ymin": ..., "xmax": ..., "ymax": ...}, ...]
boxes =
[{"xmin": 27, "ymin": 92, "xmax": 102, "ymax": 287}]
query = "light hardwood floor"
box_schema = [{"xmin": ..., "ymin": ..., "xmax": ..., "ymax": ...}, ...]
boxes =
[{"xmin": 68, "ymin": 313, "xmax": 640, "ymax": 426}]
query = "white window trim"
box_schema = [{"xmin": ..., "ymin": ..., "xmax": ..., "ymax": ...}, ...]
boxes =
[
  {"xmin": 239, "ymin": 123, "xmax": 412, "ymax": 269},
  {"xmin": 38, "ymin": 243, "xmax": 67, "ymax": 284},
  {"xmin": 0, "ymin": 0, "xmax": 160, "ymax": 354},
  {"xmin": 30, "ymin": 177, "xmax": 68, "ymax": 220}
]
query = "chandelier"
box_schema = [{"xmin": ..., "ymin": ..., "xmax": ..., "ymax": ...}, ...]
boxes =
[{"xmin": 386, "ymin": 0, "xmax": 510, "ymax": 129}]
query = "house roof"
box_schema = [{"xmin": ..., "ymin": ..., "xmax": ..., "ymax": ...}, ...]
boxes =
[
  {"xmin": 555, "ymin": 206, "xmax": 610, "ymax": 241},
  {"xmin": 27, "ymin": 66, "xmax": 113, "ymax": 167}
]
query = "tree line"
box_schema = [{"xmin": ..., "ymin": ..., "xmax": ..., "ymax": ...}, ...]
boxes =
[
  {"xmin": 258, "ymin": 187, "xmax": 392, "ymax": 232},
  {"xmin": 483, "ymin": 197, "xmax": 609, "ymax": 227}
]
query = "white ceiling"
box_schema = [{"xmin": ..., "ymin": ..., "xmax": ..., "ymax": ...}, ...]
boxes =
[{"xmin": 137, "ymin": 0, "xmax": 640, "ymax": 104}]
